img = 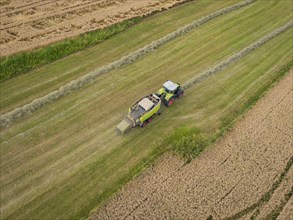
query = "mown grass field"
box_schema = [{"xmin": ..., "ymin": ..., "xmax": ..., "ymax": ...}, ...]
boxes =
[
  {"xmin": 0, "ymin": 0, "xmax": 292, "ymax": 219},
  {"xmin": 0, "ymin": 0, "xmax": 240, "ymax": 113}
]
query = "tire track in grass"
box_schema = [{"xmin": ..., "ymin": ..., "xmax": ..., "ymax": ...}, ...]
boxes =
[{"xmin": 0, "ymin": 0, "xmax": 256, "ymax": 128}]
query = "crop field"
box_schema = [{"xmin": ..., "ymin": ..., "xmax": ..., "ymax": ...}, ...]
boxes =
[
  {"xmin": 0, "ymin": 0, "xmax": 187, "ymax": 56},
  {"xmin": 0, "ymin": 0, "xmax": 292, "ymax": 219}
]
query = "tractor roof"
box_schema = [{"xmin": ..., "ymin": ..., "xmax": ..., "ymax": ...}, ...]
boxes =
[
  {"xmin": 163, "ymin": 80, "xmax": 178, "ymax": 92},
  {"xmin": 138, "ymin": 98, "xmax": 154, "ymax": 111}
]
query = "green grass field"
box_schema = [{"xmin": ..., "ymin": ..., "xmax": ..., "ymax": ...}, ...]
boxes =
[{"xmin": 0, "ymin": 0, "xmax": 292, "ymax": 219}]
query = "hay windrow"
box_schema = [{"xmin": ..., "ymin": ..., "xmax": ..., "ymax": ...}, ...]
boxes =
[{"xmin": 182, "ymin": 21, "xmax": 293, "ymax": 89}]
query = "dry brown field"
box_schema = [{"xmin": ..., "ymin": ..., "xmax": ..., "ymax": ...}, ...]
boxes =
[
  {"xmin": 0, "ymin": 0, "xmax": 186, "ymax": 56},
  {"xmin": 92, "ymin": 71, "xmax": 293, "ymax": 219}
]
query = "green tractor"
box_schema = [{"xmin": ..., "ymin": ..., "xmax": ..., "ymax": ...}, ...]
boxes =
[
  {"xmin": 156, "ymin": 80, "xmax": 184, "ymax": 107},
  {"xmin": 116, "ymin": 80, "xmax": 184, "ymax": 134}
]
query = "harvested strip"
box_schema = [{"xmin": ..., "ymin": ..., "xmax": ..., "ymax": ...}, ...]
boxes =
[
  {"xmin": 182, "ymin": 20, "xmax": 293, "ymax": 89},
  {"xmin": 254, "ymin": 167, "xmax": 293, "ymax": 219},
  {"xmin": 0, "ymin": 0, "xmax": 255, "ymax": 128}
]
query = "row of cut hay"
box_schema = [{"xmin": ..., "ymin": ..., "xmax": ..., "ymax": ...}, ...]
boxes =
[{"xmin": 182, "ymin": 21, "xmax": 293, "ymax": 89}]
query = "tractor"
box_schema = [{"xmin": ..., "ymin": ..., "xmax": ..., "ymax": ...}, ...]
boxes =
[
  {"xmin": 156, "ymin": 80, "xmax": 184, "ymax": 107},
  {"xmin": 116, "ymin": 80, "xmax": 184, "ymax": 134}
]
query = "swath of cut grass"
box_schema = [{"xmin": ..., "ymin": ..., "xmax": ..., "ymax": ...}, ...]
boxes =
[{"xmin": 182, "ymin": 21, "xmax": 293, "ymax": 89}]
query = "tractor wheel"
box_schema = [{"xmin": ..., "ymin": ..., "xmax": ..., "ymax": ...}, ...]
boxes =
[
  {"xmin": 179, "ymin": 91, "xmax": 184, "ymax": 98},
  {"xmin": 167, "ymin": 98, "xmax": 175, "ymax": 107},
  {"xmin": 140, "ymin": 121, "xmax": 147, "ymax": 128},
  {"xmin": 147, "ymin": 117, "xmax": 153, "ymax": 123}
]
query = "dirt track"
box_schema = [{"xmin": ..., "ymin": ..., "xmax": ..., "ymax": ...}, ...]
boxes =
[
  {"xmin": 0, "ymin": 0, "xmax": 187, "ymax": 57},
  {"xmin": 91, "ymin": 71, "xmax": 293, "ymax": 219}
]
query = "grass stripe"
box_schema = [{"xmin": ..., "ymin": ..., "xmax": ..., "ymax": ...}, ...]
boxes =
[{"xmin": 182, "ymin": 21, "xmax": 293, "ymax": 89}]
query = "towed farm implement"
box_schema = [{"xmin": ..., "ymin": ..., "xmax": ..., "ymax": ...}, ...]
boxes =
[{"xmin": 117, "ymin": 80, "xmax": 184, "ymax": 134}]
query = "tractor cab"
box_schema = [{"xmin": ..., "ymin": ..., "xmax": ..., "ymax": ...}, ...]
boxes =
[
  {"xmin": 163, "ymin": 80, "xmax": 180, "ymax": 94},
  {"xmin": 156, "ymin": 80, "xmax": 184, "ymax": 107}
]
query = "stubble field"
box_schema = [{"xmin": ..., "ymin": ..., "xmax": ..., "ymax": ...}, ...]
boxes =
[{"xmin": 0, "ymin": 0, "xmax": 187, "ymax": 56}]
